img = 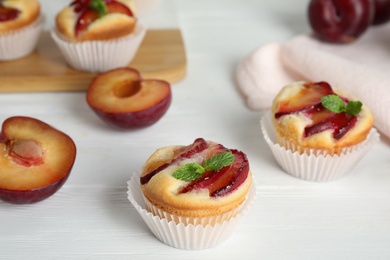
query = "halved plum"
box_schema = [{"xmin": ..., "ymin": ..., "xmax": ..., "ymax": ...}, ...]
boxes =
[
  {"xmin": 86, "ymin": 67, "xmax": 172, "ymax": 129},
  {"xmin": 0, "ymin": 116, "xmax": 77, "ymax": 204}
]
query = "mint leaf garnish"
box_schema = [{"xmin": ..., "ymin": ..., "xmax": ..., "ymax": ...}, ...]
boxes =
[
  {"xmin": 90, "ymin": 0, "xmax": 107, "ymax": 17},
  {"xmin": 321, "ymin": 94, "xmax": 362, "ymax": 116},
  {"xmin": 172, "ymin": 151, "xmax": 235, "ymax": 181},
  {"xmin": 321, "ymin": 95, "xmax": 345, "ymax": 113},
  {"xmin": 172, "ymin": 163, "xmax": 205, "ymax": 181},
  {"xmin": 203, "ymin": 152, "xmax": 235, "ymax": 171},
  {"xmin": 346, "ymin": 100, "xmax": 363, "ymax": 116}
]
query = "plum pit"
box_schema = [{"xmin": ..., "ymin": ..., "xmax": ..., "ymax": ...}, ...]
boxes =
[{"xmin": 8, "ymin": 139, "xmax": 44, "ymax": 167}]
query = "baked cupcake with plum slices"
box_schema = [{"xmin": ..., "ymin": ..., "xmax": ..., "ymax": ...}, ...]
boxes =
[
  {"xmin": 127, "ymin": 138, "xmax": 256, "ymax": 250},
  {"xmin": 0, "ymin": 0, "xmax": 44, "ymax": 60},
  {"xmin": 261, "ymin": 81, "xmax": 379, "ymax": 182},
  {"xmin": 51, "ymin": 0, "xmax": 146, "ymax": 72}
]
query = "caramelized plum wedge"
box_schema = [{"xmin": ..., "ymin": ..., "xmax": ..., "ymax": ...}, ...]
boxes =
[
  {"xmin": 180, "ymin": 149, "xmax": 250, "ymax": 197},
  {"xmin": 304, "ymin": 112, "xmax": 358, "ymax": 139},
  {"xmin": 140, "ymin": 138, "xmax": 210, "ymax": 185},
  {"xmin": 275, "ymin": 82, "xmax": 334, "ymax": 119},
  {"xmin": 0, "ymin": 4, "xmax": 20, "ymax": 22}
]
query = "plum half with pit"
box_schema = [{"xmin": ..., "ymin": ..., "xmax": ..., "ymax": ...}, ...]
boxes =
[
  {"xmin": 0, "ymin": 116, "xmax": 77, "ymax": 204},
  {"xmin": 308, "ymin": 0, "xmax": 374, "ymax": 43},
  {"xmin": 86, "ymin": 67, "xmax": 172, "ymax": 129}
]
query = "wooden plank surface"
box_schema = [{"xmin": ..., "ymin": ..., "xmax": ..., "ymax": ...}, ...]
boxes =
[{"xmin": 0, "ymin": 29, "xmax": 186, "ymax": 92}]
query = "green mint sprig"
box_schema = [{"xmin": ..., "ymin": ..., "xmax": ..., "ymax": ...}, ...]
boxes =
[
  {"xmin": 321, "ymin": 94, "xmax": 362, "ymax": 116},
  {"xmin": 172, "ymin": 152, "xmax": 235, "ymax": 181},
  {"xmin": 90, "ymin": 0, "xmax": 107, "ymax": 17}
]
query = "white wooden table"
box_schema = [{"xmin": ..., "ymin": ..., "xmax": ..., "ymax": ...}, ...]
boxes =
[{"xmin": 1, "ymin": 0, "xmax": 390, "ymax": 259}]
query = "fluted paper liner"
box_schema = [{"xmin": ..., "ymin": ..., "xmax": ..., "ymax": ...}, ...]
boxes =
[
  {"xmin": 51, "ymin": 24, "xmax": 146, "ymax": 73},
  {"xmin": 127, "ymin": 170, "xmax": 256, "ymax": 250},
  {"xmin": 260, "ymin": 111, "xmax": 380, "ymax": 182},
  {"xmin": 0, "ymin": 15, "xmax": 44, "ymax": 61}
]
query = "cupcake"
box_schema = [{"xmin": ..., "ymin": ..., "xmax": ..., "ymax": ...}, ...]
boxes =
[
  {"xmin": 261, "ymin": 81, "xmax": 379, "ymax": 181},
  {"xmin": 0, "ymin": 0, "xmax": 44, "ymax": 60},
  {"xmin": 51, "ymin": 0, "xmax": 146, "ymax": 72},
  {"xmin": 127, "ymin": 138, "xmax": 256, "ymax": 250}
]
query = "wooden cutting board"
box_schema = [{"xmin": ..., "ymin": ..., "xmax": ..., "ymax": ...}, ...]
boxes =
[{"xmin": 0, "ymin": 29, "xmax": 186, "ymax": 92}]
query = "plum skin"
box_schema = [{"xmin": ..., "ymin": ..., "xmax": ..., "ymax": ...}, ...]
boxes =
[
  {"xmin": 91, "ymin": 90, "xmax": 172, "ymax": 129},
  {"xmin": 308, "ymin": 0, "xmax": 374, "ymax": 43},
  {"xmin": 0, "ymin": 173, "xmax": 72, "ymax": 204},
  {"xmin": 372, "ymin": 0, "xmax": 390, "ymax": 25}
]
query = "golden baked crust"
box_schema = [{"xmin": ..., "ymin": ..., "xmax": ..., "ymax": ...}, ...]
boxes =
[
  {"xmin": 140, "ymin": 141, "xmax": 253, "ymax": 218},
  {"xmin": 0, "ymin": 0, "xmax": 40, "ymax": 33},
  {"xmin": 271, "ymin": 81, "xmax": 374, "ymax": 153},
  {"xmin": 55, "ymin": 0, "xmax": 137, "ymax": 42}
]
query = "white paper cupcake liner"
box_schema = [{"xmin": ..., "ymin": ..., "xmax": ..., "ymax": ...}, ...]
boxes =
[
  {"xmin": 142, "ymin": 190, "xmax": 246, "ymax": 227},
  {"xmin": 51, "ymin": 24, "xmax": 146, "ymax": 73},
  {"xmin": 260, "ymin": 111, "xmax": 380, "ymax": 182},
  {"xmin": 127, "ymin": 170, "xmax": 256, "ymax": 250},
  {"xmin": 0, "ymin": 15, "xmax": 44, "ymax": 61}
]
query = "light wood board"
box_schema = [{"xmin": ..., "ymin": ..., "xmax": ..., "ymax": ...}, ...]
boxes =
[{"xmin": 0, "ymin": 29, "xmax": 186, "ymax": 92}]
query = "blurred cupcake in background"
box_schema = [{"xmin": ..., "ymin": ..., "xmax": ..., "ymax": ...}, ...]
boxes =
[
  {"xmin": 261, "ymin": 81, "xmax": 379, "ymax": 182},
  {"xmin": 51, "ymin": 0, "xmax": 146, "ymax": 73},
  {"xmin": 0, "ymin": 0, "xmax": 44, "ymax": 60}
]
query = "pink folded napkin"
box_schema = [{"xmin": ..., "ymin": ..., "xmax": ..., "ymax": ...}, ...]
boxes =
[{"xmin": 236, "ymin": 22, "xmax": 390, "ymax": 140}]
